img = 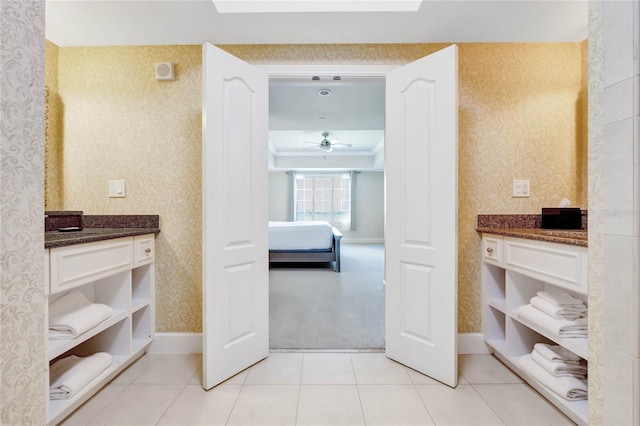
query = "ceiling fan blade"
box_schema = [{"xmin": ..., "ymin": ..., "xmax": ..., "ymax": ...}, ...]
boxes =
[
  {"xmin": 331, "ymin": 142, "xmax": 352, "ymax": 147},
  {"xmin": 302, "ymin": 141, "xmax": 319, "ymax": 145}
]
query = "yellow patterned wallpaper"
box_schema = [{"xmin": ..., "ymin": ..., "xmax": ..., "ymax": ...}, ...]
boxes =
[
  {"xmin": 45, "ymin": 40, "xmax": 63, "ymax": 210},
  {"xmin": 45, "ymin": 42, "xmax": 586, "ymax": 334},
  {"xmin": 46, "ymin": 44, "xmax": 203, "ymax": 332}
]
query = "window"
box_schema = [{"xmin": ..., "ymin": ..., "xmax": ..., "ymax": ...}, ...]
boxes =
[{"xmin": 293, "ymin": 172, "xmax": 352, "ymax": 230}]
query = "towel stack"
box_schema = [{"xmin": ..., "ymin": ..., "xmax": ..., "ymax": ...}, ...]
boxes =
[
  {"xmin": 531, "ymin": 291, "xmax": 587, "ymax": 321},
  {"xmin": 49, "ymin": 352, "xmax": 112, "ymax": 400},
  {"xmin": 49, "ymin": 290, "xmax": 114, "ymax": 340},
  {"xmin": 514, "ymin": 290, "xmax": 587, "ymax": 338},
  {"xmin": 518, "ymin": 344, "xmax": 587, "ymax": 401}
]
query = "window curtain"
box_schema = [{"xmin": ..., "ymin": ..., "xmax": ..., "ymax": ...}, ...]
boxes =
[{"xmin": 350, "ymin": 171, "xmax": 358, "ymax": 231}]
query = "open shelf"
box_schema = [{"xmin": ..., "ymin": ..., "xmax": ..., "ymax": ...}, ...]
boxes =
[
  {"xmin": 511, "ymin": 312, "xmax": 588, "ymax": 360},
  {"xmin": 46, "ymin": 234, "xmax": 155, "ymax": 425},
  {"xmin": 481, "ymin": 233, "xmax": 588, "ymax": 426},
  {"xmin": 48, "ymin": 310, "xmax": 128, "ymax": 360}
]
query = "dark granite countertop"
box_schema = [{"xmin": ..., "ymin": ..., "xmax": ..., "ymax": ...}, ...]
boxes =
[
  {"xmin": 45, "ymin": 227, "xmax": 160, "ymax": 249},
  {"xmin": 45, "ymin": 212, "xmax": 160, "ymax": 249},
  {"xmin": 476, "ymin": 227, "xmax": 587, "ymax": 247},
  {"xmin": 476, "ymin": 213, "xmax": 587, "ymax": 247}
]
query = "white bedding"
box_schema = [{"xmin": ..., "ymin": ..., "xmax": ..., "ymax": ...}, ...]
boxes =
[{"xmin": 268, "ymin": 221, "xmax": 334, "ymax": 250}]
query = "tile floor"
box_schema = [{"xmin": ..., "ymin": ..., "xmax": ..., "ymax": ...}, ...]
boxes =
[{"xmin": 60, "ymin": 353, "xmax": 575, "ymax": 426}]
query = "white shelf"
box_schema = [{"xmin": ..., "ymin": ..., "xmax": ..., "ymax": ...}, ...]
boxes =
[
  {"xmin": 132, "ymin": 298, "xmax": 150, "ymax": 313},
  {"xmin": 488, "ymin": 298, "xmax": 506, "ymax": 313},
  {"xmin": 48, "ymin": 355, "xmax": 127, "ymax": 424},
  {"xmin": 495, "ymin": 353, "xmax": 588, "ymax": 426},
  {"xmin": 481, "ymin": 233, "xmax": 588, "ymax": 426},
  {"xmin": 47, "ymin": 311, "xmax": 128, "ymax": 361},
  {"xmin": 485, "ymin": 339, "xmax": 506, "ymax": 354},
  {"xmin": 46, "ymin": 234, "xmax": 155, "ymax": 425},
  {"xmin": 511, "ymin": 312, "xmax": 588, "ymax": 360}
]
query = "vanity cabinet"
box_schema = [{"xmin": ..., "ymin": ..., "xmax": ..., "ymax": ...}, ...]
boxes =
[
  {"xmin": 481, "ymin": 233, "xmax": 588, "ymax": 426},
  {"xmin": 45, "ymin": 234, "xmax": 155, "ymax": 425}
]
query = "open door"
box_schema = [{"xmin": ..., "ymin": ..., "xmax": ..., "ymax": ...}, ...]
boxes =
[
  {"xmin": 202, "ymin": 43, "xmax": 269, "ymax": 389},
  {"xmin": 385, "ymin": 45, "xmax": 459, "ymax": 387}
]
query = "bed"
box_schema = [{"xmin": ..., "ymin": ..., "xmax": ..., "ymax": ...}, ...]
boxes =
[{"xmin": 268, "ymin": 221, "xmax": 343, "ymax": 272}]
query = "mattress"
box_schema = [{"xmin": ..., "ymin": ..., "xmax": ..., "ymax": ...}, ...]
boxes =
[{"xmin": 268, "ymin": 221, "xmax": 334, "ymax": 250}]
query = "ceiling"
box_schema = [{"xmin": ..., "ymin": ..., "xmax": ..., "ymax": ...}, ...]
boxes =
[
  {"xmin": 269, "ymin": 77, "xmax": 385, "ymax": 155},
  {"xmin": 45, "ymin": 1, "xmax": 588, "ymax": 47},
  {"xmin": 44, "ymin": 0, "xmax": 588, "ymax": 159}
]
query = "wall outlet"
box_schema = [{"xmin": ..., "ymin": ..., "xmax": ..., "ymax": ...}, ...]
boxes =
[
  {"xmin": 512, "ymin": 179, "xmax": 530, "ymax": 197},
  {"xmin": 108, "ymin": 179, "xmax": 126, "ymax": 198}
]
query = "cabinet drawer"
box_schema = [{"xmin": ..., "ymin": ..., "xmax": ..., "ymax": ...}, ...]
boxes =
[
  {"xmin": 482, "ymin": 234, "xmax": 504, "ymax": 266},
  {"xmin": 133, "ymin": 234, "xmax": 155, "ymax": 267},
  {"xmin": 504, "ymin": 237, "xmax": 587, "ymax": 294},
  {"xmin": 49, "ymin": 238, "xmax": 133, "ymax": 294}
]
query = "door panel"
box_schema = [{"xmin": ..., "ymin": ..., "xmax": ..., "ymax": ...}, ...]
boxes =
[
  {"xmin": 202, "ymin": 43, "xmax": 269, "ymax": 390},
  {"xmin": 385, "ymin": 45, "xmax": 458, "ymax": 387}
]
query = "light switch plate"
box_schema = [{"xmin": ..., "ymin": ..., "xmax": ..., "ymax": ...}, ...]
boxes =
[
  {"xmin": 108, "ymin": 179, "xmax": 126, "ymax": 198},
  {"xmin": 512, "ymin": 179, "xmax": 530, "ymax": 197}
]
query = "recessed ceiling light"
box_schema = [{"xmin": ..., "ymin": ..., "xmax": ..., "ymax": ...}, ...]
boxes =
[
  {"xmin": 319, "ymin": 116, "xmax": 327, "ymax": 120},
  {"xmin": 333, "ymin": 76, "xmax": 341, "ymax": 81},
  {"xmin": 318, "ymin": 89, "xmax": 332, "ymax": 97},
  {"xmin": 312, "ymin": 76, "xmax": 320, "ymax": 81},
  {"xmin": 212, "ymin": 1, "xmax": 423, "ymax": 13}
]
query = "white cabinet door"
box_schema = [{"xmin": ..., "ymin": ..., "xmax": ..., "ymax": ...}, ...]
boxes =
[
  {"xmin": 202, "ymin": 43, "xmax": 269, "ymax": 389},
  {"xmin": 385, "ymin": 45, "xmax": 459, "ymax": 387}
]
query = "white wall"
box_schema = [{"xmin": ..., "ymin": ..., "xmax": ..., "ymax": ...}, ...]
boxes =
[
  {"xmin": 274, "ymin": 154, "xmax": 376, "ymax": 169},
  {"xmin": 269, "ymin": 171, "xmax": 290, "ymax": 221},
  {"xmin": 268, "ymin": 170, "xmax": 385, "ymax": 242}
]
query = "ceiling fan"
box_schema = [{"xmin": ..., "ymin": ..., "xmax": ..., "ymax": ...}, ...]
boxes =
[{"xmin": 303, "ymin": 132, "xmax": 352, "ymax": 152}]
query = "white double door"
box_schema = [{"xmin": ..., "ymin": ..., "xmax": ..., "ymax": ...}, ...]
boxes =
[{"xmin": 202, "ymin": 43, "xmax": 459, "ymax": 390}]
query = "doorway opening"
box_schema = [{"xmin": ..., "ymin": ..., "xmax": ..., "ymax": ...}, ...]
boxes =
[{"xmin": 267, "ymin": 74, "xmax": 386, "ymax": 351}]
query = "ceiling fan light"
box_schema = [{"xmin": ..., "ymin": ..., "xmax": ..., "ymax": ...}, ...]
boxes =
[{"xmin": 320, "ymin": 144, "xmax": 333, "ymax": 152}]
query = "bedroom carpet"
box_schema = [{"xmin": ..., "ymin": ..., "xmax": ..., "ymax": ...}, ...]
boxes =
[{"xmin": 269, "ymin": 243, "xmax": 385, "ymax": 350}]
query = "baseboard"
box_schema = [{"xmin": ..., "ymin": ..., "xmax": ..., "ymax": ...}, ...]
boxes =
[
  {"xmin": 341, "ymin": 238, "xmax": 384, "ymax": 244},
  {"xmin": 148, "ymin": 332, "xmax": 203, "ymax": 354},
  {"xmin": 458, "ymin": 333, "xmax": 491, "ymax": 354},
  {"xmin": 149, "ymin": 332, "xmax": 490, "ymax": 355}
]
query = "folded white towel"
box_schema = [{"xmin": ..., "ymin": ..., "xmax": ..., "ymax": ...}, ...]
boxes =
[
  {"xmin": 49, "ymin": 352, "xmax": 112, "ymax": 400},
  {"xmin": 531, "ymin": 349, "xmax": 587, "ymax": 378},
  {"xmin": 515, "ymin": 304, "xmax": 587, "ymax": 337},
  {"xmin": 531, "ymin": 296, "xmax": 586, "ymax": 320},
  {"xmin": 537, "ymin": 290, "xmax": 585, "ymax": 307},
  {"xmin": 534, "ymin": 343, "xmax": 583, "ymax": 364},
  {"xmin": 49, "ymin": 290, "xmax": 114, "ymax": 340},
  {"xmin": 519, "ymin": 354, "xmax": 587, "ymax": 401}
]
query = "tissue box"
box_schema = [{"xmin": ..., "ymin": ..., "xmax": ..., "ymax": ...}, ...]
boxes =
[{"xmin": 541, "ymin": 208, "xmax": 582, "ymax": 229}]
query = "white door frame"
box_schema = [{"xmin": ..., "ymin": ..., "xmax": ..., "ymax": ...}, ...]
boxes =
[{"xmin": 258, "ymin": 64, "xmax": 396, "ymax": 78}]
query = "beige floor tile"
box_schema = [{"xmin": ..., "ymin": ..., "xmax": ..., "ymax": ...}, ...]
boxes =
[
  {"xmin": 358, "ymin": 384, "xmax": 434, "ymax": 425},
  {"xmin": 157, "ymin": 384, "xmax": 242, "ymax": 426},
  {"xmin": 188, "ymin": 365, "xmax": 249, "ymax": 386},
  {"xmin": 404, "ymin": 366, "xmax": 469, "ymax": 385},
  {"xmin": 351, "ymin": 353, "xmax": 411, "ymax": 384},
  {"xmin": 87, "ymin": 384, "xmax": 184, "ymax": 425},
  {"xmin": 133, "ymin": 354, "xmax": 201, "ymax": 385},
  {"xmin": 416, "ymin": 384, "xmax": 505, "ymax": 425},
  {"xmin": 459, "ymin": 354, "xmax": 523, "ymax": 384},
  {"xmin": 474, "ymin": 384, "xmax": 574, "ymax": 425},
  {"xmin": 111, "ymin": 353, "xmax": 159, "ymax": 384},
  {"xmin": 296, "ymin": 385, "xmax": 364, "ymax": 426},
  {"xmin": 244, "ymin": 352, "xmax": 303, "ymax": 384},
  {"xmin": 301, "ymin": 353, "xmax": 356, "ymax": 384},
  {"xmin": 59, "ymin": 384, "xmax": 127, "ymax": 425},
  {"xmin": 226, "ymin": 384, "xmax": 299, "ymax": 426}
]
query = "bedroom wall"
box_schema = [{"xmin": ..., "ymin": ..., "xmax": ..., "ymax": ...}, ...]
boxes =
[
  {"xmin": 268, "ymin": 171, "xmax": 385, "ymax": 241},
  {"xmin": 46, "ymin": 42, "xmax": 586, "ymax": 334}
]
